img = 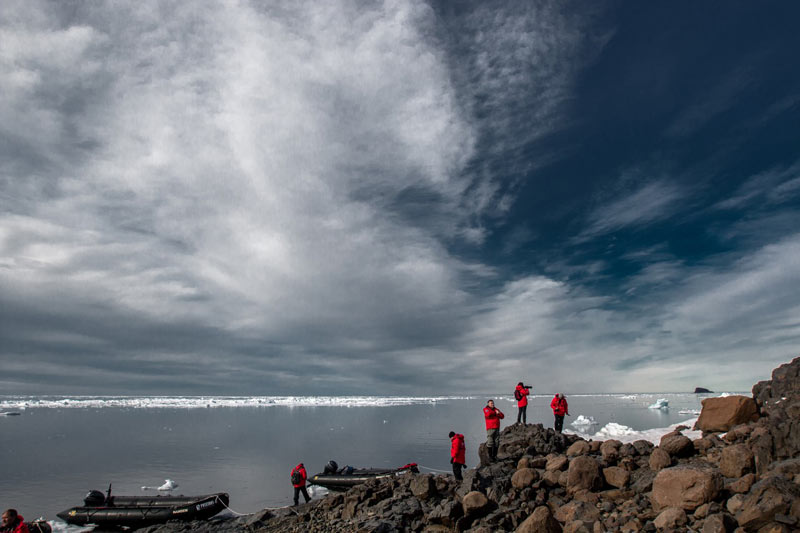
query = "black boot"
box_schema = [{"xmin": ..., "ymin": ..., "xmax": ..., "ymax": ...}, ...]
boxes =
[{"xmin": 492, "ymin": 446, "xmax": 499, "ymax": 461}]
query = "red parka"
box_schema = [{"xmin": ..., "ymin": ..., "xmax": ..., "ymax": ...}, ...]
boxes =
[
  {"xmin": 550, "ymin": 395, "xmax": 569, "ymax": 416},
  {"xmin": 6, "ymin": 516, "xmax": 29, "ymax": 533},
  {"xmin": 291, "ymin": 463, "xmax": 307, "ymax": 488},
  {"xmin": 515, "ymin": 384, "xmax": 530, "ymax": 407},
  {"xmin": 483, "ymin": 406, "xmax": 504, "ymax": 429},
  {"xmin": 450, "ymin": 433, "xmax": 466, "ymax": 465}
]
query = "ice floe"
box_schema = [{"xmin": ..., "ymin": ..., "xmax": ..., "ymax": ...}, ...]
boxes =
[
  {"xmin": 570, "ymin": 415, "xmax": 597, "ymax": 427},
  {"xmin": 648, "ymin": 398, "xmax": 669, "ymax": 410}
]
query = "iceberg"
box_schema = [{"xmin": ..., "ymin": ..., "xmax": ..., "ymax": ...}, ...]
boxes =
[
  {"xmin": 570, "ymin": 415, "xmax": 597, "ymax": 427},
  {"xmin": 648, "ymin": 398, "xmax": 669, "ymax": 410}
]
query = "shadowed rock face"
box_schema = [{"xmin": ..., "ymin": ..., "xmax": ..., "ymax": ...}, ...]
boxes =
[
  {"xmin": 138, "ymin": 357, "xmax": 800, "ymax": 533},
  {"xmin": 752, "ymin": 356, "xmax": 800, "ymax": 460}
]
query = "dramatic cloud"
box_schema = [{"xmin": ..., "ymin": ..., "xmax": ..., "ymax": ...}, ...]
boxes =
[{"xmin": 1, "ymin": 1, "xmax": 798, "ymax": 394}]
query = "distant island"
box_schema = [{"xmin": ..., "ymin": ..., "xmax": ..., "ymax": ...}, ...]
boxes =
[{"xmin": 693, "ymin": 387, "xmax": 713, "ymax": 393}]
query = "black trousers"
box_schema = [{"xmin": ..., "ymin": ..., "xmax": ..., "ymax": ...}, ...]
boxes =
[
  {"xmin": 452, "ymin": 462, "xmax": 464, "ymax": 480},
  {"xmin": 293, "ymin": 485, "xmax": 310, "ymax": 505},
  {"xmin": 517, "ymin": 405, "xmax": 527, "ymax": 424},
  {"xmin": 554, "ymin": 414, "xmax": 565, "ymax": 432}
]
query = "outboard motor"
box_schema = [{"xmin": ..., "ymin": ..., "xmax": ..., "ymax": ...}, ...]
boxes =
[
  {"xmin": 323, "ymin": 460, "xmax": 338, "ymax": 475},
  {"xmin": 83, "ymin": 490, "xmax": 106, "ymax": 507}
]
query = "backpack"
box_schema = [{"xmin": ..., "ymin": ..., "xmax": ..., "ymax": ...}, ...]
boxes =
[
  {"xmin": 514, "ymin": 389, "xmax": 522, "ymax": 401},
  {"xmin": 291, "ymin": 470, "xmax": 303, "ymax": 485}
]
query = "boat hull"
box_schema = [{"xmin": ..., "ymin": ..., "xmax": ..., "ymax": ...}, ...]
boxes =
[
  {"xmin": 56, "ymin": 493, "xmax": 229, "ymax": 527},
  {"xmin": 310, "ymin": 464, "xmax": 418, "ymax": 491}
]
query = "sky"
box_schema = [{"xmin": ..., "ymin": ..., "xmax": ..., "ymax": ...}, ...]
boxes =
[{"xmin": 1, "ymin": 1, "xmax": 799, "ymax": 395}]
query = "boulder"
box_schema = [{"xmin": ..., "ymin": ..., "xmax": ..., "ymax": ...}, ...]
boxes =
[
  {"xmin": 566, "ymin": 441, "xmax": 591, "ymax": 457},
  {"xmin": 660, "ymin": 432, "xmax": 694, "ymax": 457},
  {"xmin": 516, "ymin": 505, "xmax": 563, "ymax": 533},
  {"xmin": 427, "ymin": 500, "xmax": 463, "ymax": 527},
  {"xmin": 735, "ymin": 476, "xmax": 800, "ymax": 531},
  {"xmin": 649, "ymin": 447, "xmax": 671, "ymax": 471},
  {"xmin": 554, "ymin": 500, "xmax": 601, "ymax": 524},
  {"xmin": 653, "ymin": 507, "xmax": 687, "ymax": 530},
  {"xmin": 602, "ymin": 466, "xmax": 629, "ymax": 488},
  {"xmin": 512, "ymin": 468, "xmax": 539, "ymax": 489},
  {"xmin": 651, "ymin": 465, "xmax": 723, "ymax": 511},
  {"xmin": 599, "ymin": 440, "xmax": 622, "ymax": 462},
  {"xmin": 410, "ymin": 474, "xmax": 435, "ymax": 500},
  {"xmin": 701, "ymin": 513, "xmax": 737, "ymax": 533},
  {"xmin": 462, "ymin": 491, "xmax": 491, "ymax": 517},
  {"xmin": 728, "ymin": 473, "xmax": 756, "ymax": 494},
  {"xmin": 546, "ymin": 454, "xmax": 569, "ymax": 472},
  {"xmin": 719, "ymin": 444, "xmax": 755, "ymax": 478},
  {"xmin": 631, "ymin": 439, "xmax": 654, "ymax": 456},
  {"xmin": 567, "ymin": 456, "xmax": 603, "ymax": 494},
  {"xmin": 694, "ymin": 395, "xmax": 759, "ymax": 433}
]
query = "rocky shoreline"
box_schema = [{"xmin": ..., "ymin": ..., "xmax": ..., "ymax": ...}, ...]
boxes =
[{"xmin": 141, "ymin": 357, "xmax": 800, "ymax": 533}]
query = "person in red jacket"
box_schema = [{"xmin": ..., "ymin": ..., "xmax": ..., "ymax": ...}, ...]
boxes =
[
  {"xmin": 550, "ymin": 393, "xmax": 569, "ymax": 432},
  {"xmin": 514, "ymin": 382, "xmax": 531, "ymax": 425},
  {"xmin": 1, "ymin": 509, "xmax": 29, "ymax": 533},
  {"xmin": 483, "ymin": 399, "xmax": 504, "ymax": 461},
  {"xmin": 448, "ymin": 431, "xmax": 466, "ymax": 480},
  {"xmin": 290, "ymin": 463, "xmax": 310, "ymax": 506}
]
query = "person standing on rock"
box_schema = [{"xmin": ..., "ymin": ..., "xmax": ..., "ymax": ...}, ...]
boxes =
[
  {"xmin": 483, "ymin": 399, "xmax": 504, "ymax": 461},
  {"xmin": 290, "ymin": 463, "xmax": 310, "ymax": 506},
  {"xmin": 550, "ymin": 393, "xmax": 569, "ymax": 432},
  {"xmin": 449, "ymin": 431, "xmax": 466, "ymax": 480},
  {"xmin": 514, "ymin": 382, "xmax": 531, "ymax": 424}
]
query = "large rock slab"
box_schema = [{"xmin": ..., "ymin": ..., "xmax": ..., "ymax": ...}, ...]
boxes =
[
  {"xmin": 694, "ymin": 395, "xmax": 759, "ymax": 433},
  {"xmin": 651, "ymin": 465, "xmax": 723, "ymax": 511},
  {"xmin": 602, "ymin": 466, "xmax": 629, "ymax": 488}
]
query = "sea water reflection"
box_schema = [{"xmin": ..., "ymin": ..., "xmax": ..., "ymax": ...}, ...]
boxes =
[{"xmin": 0, "ymin": 393, "xmax": 723, "ymax": 525}]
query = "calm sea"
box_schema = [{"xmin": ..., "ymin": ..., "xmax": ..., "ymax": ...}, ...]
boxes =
[{"xmin": 0, "ymin": 393, "xmax": 727, "ymax": 530}]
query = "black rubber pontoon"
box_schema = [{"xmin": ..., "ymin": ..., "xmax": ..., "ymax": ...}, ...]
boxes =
[
  {"xmin": 57, "ymin": 492, "xmax": 229, "ymax": 527},
  {"xmin": 309, "ymin": 463, "xmax": 418, "ymax": 491}
]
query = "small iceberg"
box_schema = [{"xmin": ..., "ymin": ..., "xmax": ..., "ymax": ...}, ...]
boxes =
[
  {"xmin": 570, "ymin": 415, "xmax": 597, "ymax": 427},
  {"xmin": 648, "ymin": 398, "xmax": 669, "ymax": 410},
  {"xmin": 141, "ymin": 479, "xmax": 179, "ymax": 491},
  {"xmin": 593, "ymin": 422, "xmax": 639, "ymax": 439}
]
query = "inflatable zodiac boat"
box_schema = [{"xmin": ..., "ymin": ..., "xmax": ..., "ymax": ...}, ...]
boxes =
[
  {"xmin": 57, "ymin": 489, "xmax": 229, "ymax": 527},
  {"xmin": 309, "ymin": 462, "xmax": 419, "ymax": 491}
]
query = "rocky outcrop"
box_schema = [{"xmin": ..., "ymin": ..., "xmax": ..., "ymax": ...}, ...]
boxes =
[
  {"xmin": 141, "ymin": 357, "xmax": 800, "ymax": 533},
  {"xmin": 752, "ymin": 356, "xmax": 800, "ymax": 460},
  {"xmin": 695, "ymin": 387, "xmax": 713, "ymax": 393}
]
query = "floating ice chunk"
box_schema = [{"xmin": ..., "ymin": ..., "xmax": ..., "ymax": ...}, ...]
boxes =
[
  {"xmin": 679, "ymin": 409, "xmax": 701, "ymax": 415},
  {"xmin": 593, "ymin": 422, "xmax": 639, "ymax": 439},
  {"xmin": 158, "ymin": 479, "xmax": 178, "ymax": 491},
  {"xmin": 570, "ymin": 415, "xmax": 597, "ymax": 427},
  {"xmin": 648, "ymin": 398, "xmax": 669, "ymax": 410},
  {"xmin": 141, "ymin": 479, "xmax": 179, "ymax": 491}
]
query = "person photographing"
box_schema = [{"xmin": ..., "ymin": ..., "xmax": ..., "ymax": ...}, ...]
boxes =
[{"xmin": 514, "ymin": 382, "xmax": 531, "ymax": 424}]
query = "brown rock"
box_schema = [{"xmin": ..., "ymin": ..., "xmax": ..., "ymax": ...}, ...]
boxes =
[
  {"xmin": 512, "ymin": 468, "xmax": 539, "ymax": 489},
  {"xmin": 411, "ymin": 474, "xmax": 435, "ymax": 499},
  {"xmin": 546, "ymin": 454, "xmax": 569, "ymax": 472},
  {"xmin": 542, "ymin": 470, "xmax": 561, "ymax": 487},
  {"xmin": 558, "ymin": 470, "xmax": 569, "ymax": 487},
  {"xmin": 720, "ymin": 444, "xmax": 755, "ymax": 478},
  {"xmin": 462, "ymin": 491, "xmax": 490, "ymax": 516},
  {"xmin": 554, "ymin": 500, "xmax": 601, "ymax": 524},
  {"xmin": 653, "ymin": 507, "xmax": 688, "ymax": 530},
  {"xmin": 563, "ymin": 521, "xmax": 592, "ymax": 533},
  {"xmin": 649, "ymin": 447, "xmax": 671, "ymax": 471},
  {"xmin": 602, "ymin": 466, "xmax": 629, "ymax": 489},
  {"xmin": 660, "ymin": 432, "xmax": 695, "ymax": 457},
  {"xmin": 588, "ymin": 441, "xmax": 602, "ymax": 452},
  {"xmin": 735, "ymin": 476, "xmax": 800, "ymax": 531},
  {"xmin": 728, "ymin": 473, "xmax": 756, "ymax": 494},
  {"xmin": 702, "ymin": 513, "xmax": 737, "ymax": 533},
  {"xmin": 599, "ymin": 440, "xmax": 622, "ymax": 462},
  {"xmin": 727, "ymin": 493, "xmax": 746, "ymax": 515},
  {"xmin": 567, "ymin": 456, "xmax": 603, "ymax": 494},
  {"xmin": 651, "ymin": 465, "xmax": 723, "ymax": 511},
  {"xmin": 518, "ymin": 457, "xmax": 532, "ymax": 470},
  {"xmin": 695, "ymin": 396, "xmax": 759, "ymax": 433},
  {"xmin": 567, "ymin": 441, "xmax": 591, "ymax": 457},
  {"xmin": 516, "ymin": 505, "xmax": 563, "ymax": 533}
]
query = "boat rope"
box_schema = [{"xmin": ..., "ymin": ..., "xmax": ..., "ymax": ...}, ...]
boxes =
[
  {"xmin": 214, "ymin": 495, "xmax": 249, "ymax": 516},
  {"xmin": 417, "ymin": 464, "xmax": 451, "ymax": 474}
]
